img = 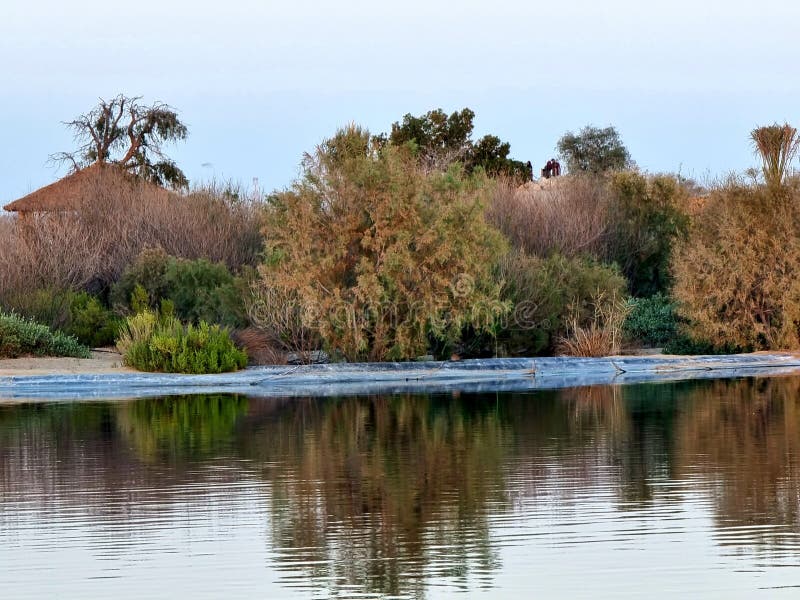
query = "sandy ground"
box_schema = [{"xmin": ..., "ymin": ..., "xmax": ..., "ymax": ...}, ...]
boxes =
[{"xmin": 0, "ymin": 350, "xmax": 134, "ymax": 376}]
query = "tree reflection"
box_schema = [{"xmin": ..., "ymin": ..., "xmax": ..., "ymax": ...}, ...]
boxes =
[
  {"xmin": 115, "ymin": 394, "xmax": 249, "ymax": 463},
  {"xmin": 240, "ymin": 395, "xmax": 509, "ymax": 597},
  {"xmin": 674, "ymin": 377, "xmax": 800, "ymax": 541},
  {"xmin": 3, "ymin": 377, "xmax": 800, "ymax": 596}
]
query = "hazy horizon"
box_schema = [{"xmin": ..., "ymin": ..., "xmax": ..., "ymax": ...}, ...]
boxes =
[{"xmin": 2, "ymin": 0, "xmax": 798, "ymax": 201}]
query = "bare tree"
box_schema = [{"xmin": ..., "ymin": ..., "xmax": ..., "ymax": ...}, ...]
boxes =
[{"xmin": 51, "ymin": 94, "xmax": 189, "ymax": 188}]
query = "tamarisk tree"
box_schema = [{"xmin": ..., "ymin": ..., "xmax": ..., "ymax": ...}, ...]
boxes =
[{"xmin": 52, "ymin": 94, "xmax": 189, "ymax": 188}]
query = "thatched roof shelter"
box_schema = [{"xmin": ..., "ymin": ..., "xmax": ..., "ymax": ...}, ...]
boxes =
[{"xmin": 3, "ymin": 163, "xmax": 174, "ymax": 216}]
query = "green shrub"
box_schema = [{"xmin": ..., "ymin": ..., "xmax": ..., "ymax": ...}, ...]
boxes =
[
  {"xmin": 0, "ymin": 312, "xmax": 90, "ymax": 359},
  {"xmin": 3, "ymin": 288, "xmax": 121, "ymax": 348},
  {"xmin": 2, "ymin": 288, "xmax": 72, "ymax": 331},
  {"xmin": 62, "ymin": 292, "xmax": 121, "ymax": 347},
  {"xmin": 662, "ymin": 335, "xmax": 740, "ymax": 356},
  {"xmin": 116, "ymin": 310, "xmax": 247, "ymax": 374},
  {"xmin": 496, "ymin": 252, "xmax": 628, "ymax": 356},
  {"xmin": 112, "ymin": 248, "xmax": 246, "ymax": 328},
  {"xmin": 607, "ymin": 172, "xmax": 690, "ymax": 297},
  {"xmin": 623, "ymin": 294, "xmax": 679, "ymax": 347}
]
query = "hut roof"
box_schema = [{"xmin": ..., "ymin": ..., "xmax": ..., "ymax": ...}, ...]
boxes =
[{"xmin": 3, "ymin": 163, "xmax": 172, "ymax": 213}]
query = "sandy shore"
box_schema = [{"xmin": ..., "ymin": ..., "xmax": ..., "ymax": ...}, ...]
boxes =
[{"xmin": 0, "ymin": 350, "xmax": 134, "ymax": 376}]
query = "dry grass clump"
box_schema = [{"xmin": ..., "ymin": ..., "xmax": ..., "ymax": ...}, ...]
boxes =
[
  {"xmin": 246, "ymin": 283, "xmax": 321, "ymax": 363},
  {"xmin": 557, "ymin": 292, "xmax": 630, "ymax": 357},
  {"xmin": 230, "ymin": 327, "xmax": 288, "ymax": 365},
  {"xmin": 487, "ymin": 175, "xmax": 611, "ymax": 259},
  {"xmin": 0, "ymin": 170, "xmax": 263, "ymax": 305}
]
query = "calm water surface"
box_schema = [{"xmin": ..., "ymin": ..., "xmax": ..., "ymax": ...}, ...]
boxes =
[{"xmin": 3, "ymin": 376, "xmax": 800, "ymax": 598}]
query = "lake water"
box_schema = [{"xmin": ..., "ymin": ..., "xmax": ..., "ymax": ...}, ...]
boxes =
[{"xmin": 3, "ymin": 376, "xmax": 800, "ymax": 598}]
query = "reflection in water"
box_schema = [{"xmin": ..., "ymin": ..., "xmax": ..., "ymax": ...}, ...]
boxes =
[{"xmin": 2, "ymin": 378, "xmax": 800, "ymax": 597}]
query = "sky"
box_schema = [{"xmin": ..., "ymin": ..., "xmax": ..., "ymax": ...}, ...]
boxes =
[{"xmin": 2, "ymin": 0, "xmax": 799, "ymax": 201}]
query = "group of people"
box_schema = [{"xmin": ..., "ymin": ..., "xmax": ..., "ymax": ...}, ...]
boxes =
[{"xmin": 541, "ymin": 158, "xmax": 561, "ymax": 179}]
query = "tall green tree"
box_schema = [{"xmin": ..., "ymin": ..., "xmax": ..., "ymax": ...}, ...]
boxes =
[
  {"xmin": 557, "ymin": 125, "xmax": 631, "ymax": 175},
  {"xmin": 51, "ymin": 94, "xmax": 189, "ymax": 188},
  {"xmin": 387, "ymin": 108, "xmax": 526, "ymax": 176}
]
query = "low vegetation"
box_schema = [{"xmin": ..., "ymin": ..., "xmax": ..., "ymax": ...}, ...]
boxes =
[
  {"xmin": 0, "ymin": 312, "xmax": 90, "ymax": 359},
  {"xmin": 116, "ymin": 309, "xmax": 247, "ymax": 374}
]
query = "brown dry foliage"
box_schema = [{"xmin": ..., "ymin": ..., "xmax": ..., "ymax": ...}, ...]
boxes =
[
  {"xmin": 487, "ymin": 175, "xmax": 611, "ymax": 258},
  {"xmin": 557, "ymin": 291, "xmax": 630, "ymax": 357},
  {"xmin": 671, "ymin": 183, "xmax": 800, "ymax": 350},
  {"xmin": 231, "ymin": 327, "xmax": 288, "ymax": 365},
  {"xmin": 0, "ymin": 171, "xmax": 263, "ymax": 304},
  {"xmin": 255, "ymin": 126, "xmax": 508, "ymax": 362}
]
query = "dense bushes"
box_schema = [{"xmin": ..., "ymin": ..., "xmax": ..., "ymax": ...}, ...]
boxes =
[
  {"xmin": 496, "ymin": 252, "xmax": 628, "ymax": 356},
  {"xmin": 623, "ymin": 294, "xmax": 679, "ymax": 347},
  {"xmin": 606, "ymin": 172, "xmax": 690, "ymax": 297},
  {"xmin": 1, "ymin": 289, "xmax": 119, "ymax": 347},
  {"xmin": 111, "ymin": 248, "xmax": 247, "ymax": 328},
  {"xmin": 254, "ymin": 125, "xmax": 507, "ymax": 362},
  {"xmin": 0, "ymin": 312, "xmax": 90, "ymax": 359},
  {"xmin": 64, "ymin": 292, "xmax": 121, "ymax": 347},
  {"xmin": 0, "ymin": 169, "xmax": 263, "ymax": 303},
  {"xmin": 487, "ymin": 172, "xmax": 689, "ymax": 298},
  {"xmin": 671, "ymin": 183, "xmax": 800, "ymax": 350},
  {"xmin": 116, "ymin": 310, "xmax": 247, "ymax": 373}
]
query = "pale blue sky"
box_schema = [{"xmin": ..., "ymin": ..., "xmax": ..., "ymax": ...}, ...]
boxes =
[{"xmin": 2, "ymin": 0, "xmax": 799, "ymax": 201}]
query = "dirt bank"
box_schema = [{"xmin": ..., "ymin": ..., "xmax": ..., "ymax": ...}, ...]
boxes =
[{"xmin": 0, "ymin": 350, "xmax": 133, "ymax": 376}]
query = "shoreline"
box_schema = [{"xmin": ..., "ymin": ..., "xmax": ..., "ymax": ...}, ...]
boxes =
[{"xmin": 2, "ymin": 352, "xmax": 800, "ymax": 401}]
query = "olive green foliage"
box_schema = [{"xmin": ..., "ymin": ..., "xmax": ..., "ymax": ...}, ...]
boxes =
[
  {"xmin": 116, "ymin": 309, "xmax": 247, "ymax": 373},
  {"xmin": 661, "ymin": 335, "xmax": 737, "ymax": 356},
  {"xmin": 497, "ymin": 252, "xmax": 628, "ymax": 356},
  {"xmin": 751, "ymin": 123, "xmax": 799, "ymax": 189},
  {"xmin": 63, "ymin": 292, "xmax": 121, "ymax": 347},
  {"xmin": 257, "ymin": 125, "xmax": 508, "ymax": 362},
  {"xmin": 623, "ymin": 294, "xmax": 679, "ymax": 347},
  {"xmin": 112, "ymin": 248, "xmax": 246, "ymax": 327},
  {"xmin": 3, "ymin": 288, "xmax": 119, "ymax": 348},
  {"xmin": 607, "ymin": 172, "xmax": 690, "ymax": 297},
  {"xmin": 672, "ymin": 182, "xmax": 800, "ymax": 351},
  {"xmin": 0, "ymin": 312, "xmax": 90, "ymax": 359},
  {"xmin": 2, "ymin": 288, "xmax": 73, "ymax": 332},
  {"xmin": 386, "ymin": 107, "xmax": 527, "ymax": 176},
  {"xmin": 557, "ymin": 125, "xmax": 631, "ymax": 174}
]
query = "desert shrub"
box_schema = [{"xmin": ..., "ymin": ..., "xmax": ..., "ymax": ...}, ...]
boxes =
[
  {"xmin": 246, "ymin": 282, "xmax": 321, "ymax": 362},
  {"xmin": 0, "ymin": 168, "xmax": 263, "ymax": 306},
  {"xmin": 623, "ymin": 293, "xmax": 679, "ymax": 347},
  {"xmin": 671, "ymin": 182, "xmax": 800, "ymax": 350},
  {"xmin": 557, "ymin": 292, "xmax": 630, "ymax": 357},
  {"xmin": 111, "ymin": 248, "xmax": 247, "ymax": 328},
  {"xmin": 255, "ymin": 125, "xmax": 508, "ymax": 362},
  {"xmin": 496, "ymin": 252, "xmax": 628, "ymax": 356},
  {"xmin": 116, "ymin": 310, "xmax": 247, "ymax": 374},
  {"xmin": 0, "ymin": 312, "xmax": 90, "ymax": 359},
  {"xmin": 606, "ymin": 172, "xmax": 690, "ymax": 297},
  {"xmin": 487, "ymin": 175, "xmax": 610, "ymax": 259}
]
